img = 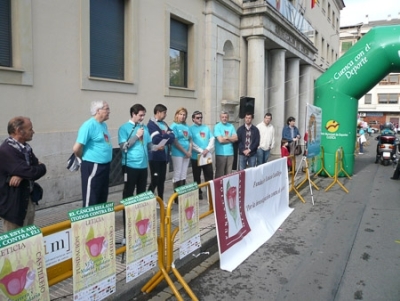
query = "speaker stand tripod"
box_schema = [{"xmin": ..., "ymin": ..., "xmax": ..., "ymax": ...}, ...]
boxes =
[{"xmin": 294, "ymin": 155, "xmax": 319, "ymax": 205}]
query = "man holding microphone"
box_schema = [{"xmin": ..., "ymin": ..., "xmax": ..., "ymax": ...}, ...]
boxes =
[{"xmin": 118, "ymin": 104, "xmax": 151, "ymax": 199}]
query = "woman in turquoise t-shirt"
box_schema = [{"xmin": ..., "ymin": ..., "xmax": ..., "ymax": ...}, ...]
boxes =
[{"xmin": 171, "ymin": 107, "xmax": 192, "ymax": 193}]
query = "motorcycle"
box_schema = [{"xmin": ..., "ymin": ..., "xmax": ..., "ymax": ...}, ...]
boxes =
[{"xmin": 375, "ymin": 135, "xmax": 399, "ymax": 166}]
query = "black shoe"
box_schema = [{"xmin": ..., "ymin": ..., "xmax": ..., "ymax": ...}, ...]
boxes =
[{"xmin": 390, "ymin": 177, "xmax": 399, "ymax": 180}]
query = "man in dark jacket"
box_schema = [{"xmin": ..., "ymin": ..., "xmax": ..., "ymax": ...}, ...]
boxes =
[
  {"xmin": 237, "ymin": 113, "xmax": 260, "ymax": 170},
  {"xmin": 0, "ymin": 116, "xmax": 47, "ymax": 232},
  {"xmin": 147, "ymin": 104, "xmax": 175, "ymax": 204}
]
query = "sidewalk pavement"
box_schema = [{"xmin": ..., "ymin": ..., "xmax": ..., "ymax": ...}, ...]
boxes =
[{"xmin": 148, "ymin": 137, "xmax": 400, "ymax": 301}]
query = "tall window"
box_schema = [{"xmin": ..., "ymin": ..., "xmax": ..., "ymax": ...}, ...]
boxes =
[
  {"xmin": 170, "ymin": 19, "xmax": 188, "ymax": 88},
  {"xmin": 326, "ymin": 44, "xmax": 330, "ymax": 63},
  {"xmin": 378, "ymin": 93, "xmax": 399, "ymax": 104},
  {"xmin": 90, "ymin": 0, "xmax": 125, "ymax": 80},
  {"xmin": 380, "ymin": 74, "xmax": 400, "ymax": 85},
  {"xmin": 313, "ymin": 31, "xmax": 319, "ymax": 48},
  {"xmin": 327, "ymin": 3, "xmax": 331, "ymax": 22},
  {"xmin": 0, "ymin": 0, "xmax": 12, "ymax": 67},
  {"xmin": 364, "ymin": 94, "xmax": 372, "ymax": 104},
  {"xmin": 341, "ymin": 41, "xmax": 352, "ymax": 55}
]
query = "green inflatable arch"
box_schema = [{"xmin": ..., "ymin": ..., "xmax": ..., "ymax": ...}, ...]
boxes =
[{"xmin": 315, "ymin": 25, "xmax": 400, "ymax": 176}]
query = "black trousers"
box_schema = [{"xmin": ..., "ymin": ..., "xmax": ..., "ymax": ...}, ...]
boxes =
[
  {"xmin": 122, "ymin": 166, "xmax": 147, "ymax": 238},
  {"xmin": 122, "ymin": 166, "xmax": 148, "ymax": 199},
  {"xmin": 190, "ymin": 159, "xmax": 213, "ymax": 193},
  {"xmin": 148, "ymin": 160, "xmax": 168, "ymax": 200},
  {"xmin": 81, "ymin": 161, "xmax": 110, "ymax": 207}
]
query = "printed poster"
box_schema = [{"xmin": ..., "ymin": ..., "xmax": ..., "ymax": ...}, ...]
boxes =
[
  {"xmin": 121, "ymin": 191, "xmax": 158, "ymax": 282},
  {"xmin": 68, "ymin": 202, "xmax": 116, "ymax": 301},
  {"xmin": 176, "ymin": 183, "xmax": 201, "ymax": 259},
  {"xmin": 305, "ymin": 104, "xmax": 322, "ymax": 159},
  {"xmin": 0, "ymin": 225, "xmax": 50, "ymax": 301},
  {"xmin": 210, "ymin": 158, "xmax": 293, "ymax": 272}
]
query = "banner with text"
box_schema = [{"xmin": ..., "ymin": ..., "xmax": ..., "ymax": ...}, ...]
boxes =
[
  {"xmin": 68, "ymin": 202, "xmax": 116, "ymax": 301},
  {"xmin": 0, "ymin": 225, "xmax": 50, "ymax": 301},
  {"xmin": 305, "ymin": 104, "xmax": 322, "ymax": 159},
  {"xmin": 176, "ymin": 183, "xmax": 201, "ymax": 259},
  {"xmin": 210, "ymin": 158, "xmax": 293, "ymax": 272},
  {"xmin": 121, "ymin": 191, "xmax": 158, "ymax": 282}
]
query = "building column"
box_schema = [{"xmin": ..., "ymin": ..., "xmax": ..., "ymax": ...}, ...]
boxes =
[
  {"xmin": 269, "ymin": 49, "xmax": 286, "ymax": 155},
  {"xmin": 285, "ymin": 58, "xmax": 300, "ymax": 122},
  {"xmin": 299, "ymin": 65, "xmax": 312, "ymax": 137},
  {"xmin": 247, "ymin": 36, "xmax": 266, "ymax": 124}
]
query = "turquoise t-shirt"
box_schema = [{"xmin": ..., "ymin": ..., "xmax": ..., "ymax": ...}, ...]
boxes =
[
  {"xmin": 118, "ymin": 121, "xmax": 151, "ymax": 169},
  {"xmin": 170, "ymin": 122, "xmax": 191, "ymax": 157},
  {"xmin": 190, "ymin": 124, "xmax": 213, "ymax": 160},
  {"xmin": 214, "ymin": 122, "xmax": 236, "ymax": 156},
  {"xmin": 76, "ymin": 117, "xmax": 112, "ymax": 163}
]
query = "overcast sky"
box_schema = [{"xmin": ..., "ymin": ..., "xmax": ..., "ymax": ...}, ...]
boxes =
[{"xmin": 340, "ymin": 0, "xmax": 400, "ymax": 26}]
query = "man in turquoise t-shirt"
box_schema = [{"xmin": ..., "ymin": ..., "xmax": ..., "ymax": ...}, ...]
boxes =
[
  {"xmin": 118, "ymin": 104, "xmax": 151, "ymax": 199},
  {"xmin": 73, "ymin": 100, "xmax": 112, "ymax": 207},
  {"xmin": 214, "ymin": 111, "xmax": 238, "ymax": 179}
]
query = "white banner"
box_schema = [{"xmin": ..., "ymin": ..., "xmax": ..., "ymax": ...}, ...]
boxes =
[{"xmin": 210, "ymin": 158, "xmax": 293, "ymax": 272}]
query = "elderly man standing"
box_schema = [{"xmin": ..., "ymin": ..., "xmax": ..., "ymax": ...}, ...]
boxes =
[
  {"xmin": 73, "ymin": 100, "xmax": 112, "ymax": 207},
  {"xmin": 190, "ymin": 110, "xmax": 214, "ymax": 200},
  {"xmin": 256, "ymin": 112, "xmax": 275, "ymax": 165},
  {"xmin": 214, "ymin": 111, "xmax": 238, "ymax": 178},
  {"xmin": 0, "ymin": 117, "xmax": 47, "ymax": 232}
]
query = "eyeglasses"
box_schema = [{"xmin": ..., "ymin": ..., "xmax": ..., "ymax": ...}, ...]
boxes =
[
  {"xmin": 195, "ymin": 116, "xmax": 203, "ymax": 120},
  {"xmin": 100, "ymin": 107, "xmax": 110, "ymax": 112}
]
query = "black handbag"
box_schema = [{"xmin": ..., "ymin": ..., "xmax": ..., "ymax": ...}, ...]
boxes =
[
  {"xmin": 31, "ymin": 182, "xmax": 43, "ymax": 205},
  {"xmin": 294, "ymin": 145, "xmax": 302, "ymax": 156}
]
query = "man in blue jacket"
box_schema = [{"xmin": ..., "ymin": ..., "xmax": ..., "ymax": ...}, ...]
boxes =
[
  {"xmin": 147, "ymin": 104, "xmax": 175, "ymax": 203},
  {"xmin": 237, "ymin": 113, "xmax": 260, "ymax": 170},
  {"xmin": 0, "ymin": 116, "xmax": 47, "ymax": 232}
]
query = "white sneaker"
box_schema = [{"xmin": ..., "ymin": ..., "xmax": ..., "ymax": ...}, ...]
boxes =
[
  {"xmin": 359, "ymin": 152, "xmax": 364, "ymax": 155},
  {"xmin": 156, "ymin": 202, "xmax": 169, "ymax": 209}
]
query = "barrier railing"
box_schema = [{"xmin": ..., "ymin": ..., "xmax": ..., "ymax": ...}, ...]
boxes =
[
  {"xmin": 288, "ymin": 154, "xmax": 306, "ymax": 203},
  {"xmin": 42, "ymin": 182, "xmax": 213, "ymax": 300},
  {"xmin": 314, "ymin": 146, "xmax": 332, "ymax": 178},
  {"xmin": 141, "ymin": 181, "xmax": 214, "ymax": 301},
  {"xmin": 325, "ymin": 147, "xmax": 351, "ymax": 193},
  {"xmin": 42, "ymin": 196, "xmax": 166, "ymax": 287}
]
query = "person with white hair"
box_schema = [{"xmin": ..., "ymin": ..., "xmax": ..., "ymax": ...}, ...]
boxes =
[{"xmin": 73, "ymin": 100, "xmax": 112, "ymax": 207}]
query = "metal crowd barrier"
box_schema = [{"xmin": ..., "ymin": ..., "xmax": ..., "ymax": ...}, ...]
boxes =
[{"xmin": 41, "ymin": 181, "xmax": 214, "ymax": 301}]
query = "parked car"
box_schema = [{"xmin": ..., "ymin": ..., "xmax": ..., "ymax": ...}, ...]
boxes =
[{"xmin": 370, "ymin": 127, "xmax": 379, "ymax": 133}]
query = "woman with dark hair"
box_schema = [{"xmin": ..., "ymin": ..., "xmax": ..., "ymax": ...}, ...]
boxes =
[
  {"xmin": 282, "ymin": 116, "xmax": 301, "ymax": 154},
  {"xmin": 280, "ymin": 139, "xmax": 292, "ymax": 171}
]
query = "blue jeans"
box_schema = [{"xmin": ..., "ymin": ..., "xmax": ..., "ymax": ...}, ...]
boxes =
[
  {"xmin": 239, "ymin": 154, "xmax": 257, "ymax": 170},
  {"xmin": 257, "ymin": 148, "xmax": 271, "ymax": 166}
]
